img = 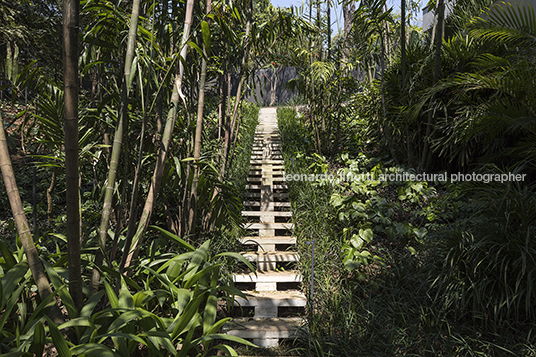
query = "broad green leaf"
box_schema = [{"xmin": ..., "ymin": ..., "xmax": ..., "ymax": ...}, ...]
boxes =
[
  {"xmin": 70, "ymin": 343, "xmax": 118, "ymax": 357},
  {"xmin": 80, "ymin": 290, "xmax": 105, "ymax": 317},
  {"xmin": 171, "ymin": 289, "xmax": 204, "ymax": 340},
  {"xmin": 203, "ymin": 290, "xmax": 218, "ymax": 334},
  {"xmin": 46, "ymin": 316, "xmax": 72, "ymax": 357},
  {"xmin": 350, "ymin": 235, "xmax": 364, "ymax": 250},
  {"xmin": 118, "ymin": 279, "xmax": 134, "ymax": 309},
  {"xmin": 127, "ymin": 56, "xmax": 138, "ymax": 92},
  {"xmin": 1, "ymin": 261, "xmax": 28, "ymax": 307},
  {"xmin": 19, "ymin": 286, "xmax": 59, "ymax": 334},
  {"xmin": 184, "ymin": 264, "xmax": 221, "ymax": 289},
  {"xmin": 183, "ymin": 241, "xmax": 210, "ymax": 281},
  {"xmin": 190, "ymin": 333, "xmax": 257, "ymax": 348},
  {"xmin": 201, "ymin": 21, "xmax": 211, "ymax": 55},
  {"xmin": 95, "ymin": 332, "xmax": 146, "ymax": 345},
  {"xmin": 0, "ymin": 241, "xmax": 17, "ymax": 269},
  {"xmin": 210, "ymin": 344, "xmax": 239, "ymax": 356},
  {"xmin": 174, "ymin": 288, "xmax": 191, "ymax": 315},
  {"xmin": 205, "ymin": 317, "xmax": 232, "ymax": 335},
  {"xmin": 43, "ymin": 262, "xmax": 78, "ymax": 318},
  {"xmin": 359, "ymin": 228, "xmax": 373, "ymax": 243},
  {"xmin": 141, "ymin": 331, "xmax": 176, "ymax": 356},
  {"xmin": 31, "ymin": 322, "xmax": 45, "ymax": 357},
  {"xmin": 107, "ymin": 310, "xmax": 144, "ymax": 332},
  {"xmin": 177, "ymin": 313, "xmax": 201, "ymax": 357},
  {"xmin": 150, "ymin": 226, "xmax": 194, "ymax": 251},
  {"xmin": 59, "ymin": 317, "xmax": 93, "ymax": 330},
  {"xmin": 104, "ymin": 280, "xmax": 119, "ymax": 309}
]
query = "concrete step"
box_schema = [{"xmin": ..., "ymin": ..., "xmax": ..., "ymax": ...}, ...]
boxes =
[
  {"xmin": 241, "ymin": 211, "xmax": 292, "ymax": 217},
  {"xmin": 242, "ymin": 251, "xmax": 299, "ymax": 262},
  {"xmin": 250, "ymin": 159, "xmax": 285, "ymax": 164},
  {"xmin": 241, "ymin": 251, "xmax": 299, "ymax": 271},
  {"xmin": 241, "ymin": 222, "xmax": 294, "ymax": 230},
  {"xmin": 248, "ymin": 165, "xmax": 285, "ymax": 170},
  {"xmin": 251, "ymin": 149, "xmax": 282, "ymax": 154},
  {"xmin": 244, "ymin": 192, "xmax": 289, "ymax": 198},
  {"xmin": 248, "ymin": 168, "xmax": 285, "ymax": 173},
  {"xmin": 247, "ymin": 173, "xmax": 285, "ymax": 178},
  {"xmin": 223, "ymin": 318, "xmax": 303, "ymax": 347},
  {"xmin": 239, "ymin": 236, "xmax": 297, "ymax": 248},
  {"xmin": 251, "ymin": 156, "xmax": 284, "ymax": 160},
  {"xmin": 243, "ymin": 201, "xmax": 291, "ymax": 207},
  {"xmin": 233, "ymin": 270, "xmax": 302, "ymax": 291},
  {"xmin": 234, "ymin": 291, "xmax": 306, "ymax": 318},
  {"xmin": 244, "ymin": 185, "xmax": 288, "ymax": 190}
]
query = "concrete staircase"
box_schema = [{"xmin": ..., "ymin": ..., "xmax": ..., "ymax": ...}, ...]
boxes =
[{"xmin": 223, "ymin": 107, "xmax": 306, "ymax": 348}]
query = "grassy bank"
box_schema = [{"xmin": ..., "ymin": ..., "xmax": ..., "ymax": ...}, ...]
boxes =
[{"xmin": 278, "ymin": 106, "xmax": 536, "ymax": 356}]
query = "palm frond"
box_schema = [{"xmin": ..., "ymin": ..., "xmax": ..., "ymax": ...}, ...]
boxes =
[{"xmin": 471, "ymin": 1, "xmax": 536, "ymax": 43}]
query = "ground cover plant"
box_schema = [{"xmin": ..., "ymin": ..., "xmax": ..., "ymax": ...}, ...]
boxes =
[
  {"xmin": 278, "ymin": 105, "xmax": 536, "ymax": 356},
  {"xmin": 2, "ymin": 0, "xmax": 536, "ymax": 355}
]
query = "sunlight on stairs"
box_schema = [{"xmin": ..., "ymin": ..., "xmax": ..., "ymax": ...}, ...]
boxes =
[{"xmin": 223, "ymin": 107, "xmax": 306, "ymax": 348}]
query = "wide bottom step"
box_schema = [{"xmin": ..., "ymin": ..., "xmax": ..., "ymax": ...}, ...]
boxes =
[{"xmin": 223, "ymin": 317, "xmax": 305, "ymax": 347}]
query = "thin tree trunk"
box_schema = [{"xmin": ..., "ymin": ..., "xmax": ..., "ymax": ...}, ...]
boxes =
[
  {"xmin": 342, "ymin": 1, "xmax": 355, "ymax": 62},
  {"xmin": 0, "ymin": 112, "xmax": 64, "ymax": 324},
  {"xmin": 188, "ymin": 0, "xmax": 212, "ymax": 235},
  {"xmin": 63, "ymin": 0, "xmax": 83, "ymax": 312},
  {"xmin": 221, "ymin": 0, "xmax": 252, "ymax": 178},
  {"xmin": 92, "ymin": 0, "xmax": 142, "ymax": 292},
  {"xmin": 327, "ymin": 0, "xmax": 331, "ymax": 60},
  {"xmin": 219, "ymin": 73, "xmax": 232, "ymax": 178},
  {"xmin": 421, "ymin": 0, "xmax": 444, "ymax": 170},
  {"xmin": 401, "ymin": 0, "xmax": 406, "ymax": 85},
  {"xmin": 47, "ymin": 170, "xmax": 56, "ymax": 221},
  {"xmin": 123, "ymin": 0, "xmax": 195, "ymax": 270},
  {"xmin": 217, "ymin": 74, "xmax": 225, "ymax": 140}
]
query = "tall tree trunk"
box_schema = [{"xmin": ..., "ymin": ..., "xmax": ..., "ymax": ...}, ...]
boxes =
[
  {"xmin": 63, "ymin": 0, "xmax": 83, "ymax": 312},
  {"xmin": 400, "ymin": 0, "xmax": 406, "ymax": 85},
  {"xmin": 421, "ymin": 0, "xmax": 444, "ymax": 171},
  {"xmin": 188, "ymin": 0, "xmax": 212, "ymax": 235},
  {"xmin": 92, "ymin": 0, "xmax": 142, "ymax": 292},
  {"xmin": 219, "ymin": 72, "xmax": 231, "ymax": 178},
  {"xmin": 343, "ymin": 1, "xmax": 355, "ymax": 62},
  {"xmin": 221, "ymin": 0, "xmax": 252, "ymax": 178},
  {"xmin": 47, "ymin": 170, "xmax": 56, "ymax": 221},
  {"xmin": 327, "ymin": 0, "xmax": 331, "ymax": 60},
  {"xmin": 0, "ymin": 113, "xmax": 64, "ymax": 324},
  {"xmin": 217, "ymin": 74, "xmax": 225, "ymax": 140},
  {"xmin": 123, "ymin": 0, "xmax": 195, "ymax": 270},
  {"xmin": 316, "ymin": 0, "xmax": 322, "ymax": 60}
]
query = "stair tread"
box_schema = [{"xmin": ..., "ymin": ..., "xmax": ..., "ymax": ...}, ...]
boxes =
[
  {"xmin": 241, "ymin": 211, "xmax": 292, "ymax": 217},
  {"xmin": 250, "ymin": 160, "xmax": 285, "ymax": 164},
  {"xmin": 241, "ymin": 222, "xmax": 294, "ymax": 229},
  {"xmin": 244, "ymin": 185, "xmax": 288, "ymax": 190},
  {"xmin": 239, "ymin": 236, "xmax": 296, "ymax": 244},
  {"xmin": 241, "ymin": 251, "xmax": 299, "ymax": 262},
  {"xmin": 233, "ymin": 270, "xmax": 302, "ymax": 283},
  {"xmin": 222, "ymin": 317, "xmax": 303, "ymax": 338},
  {"xmin": 235, "ymin": 290, "xmax": 306, "ymax": 305},
  {"xmin": 243, "ymin": 201, "xmax": 291, "ymax": 207}
]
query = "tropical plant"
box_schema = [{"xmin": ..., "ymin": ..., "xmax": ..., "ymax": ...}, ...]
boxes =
[
  {"xmin": 431, "ymin": 174, "xmax": 536, "ymax": 327},
  {"xmin": 0, "ymin": 226, "xmax": 256, "ymax": 356}
]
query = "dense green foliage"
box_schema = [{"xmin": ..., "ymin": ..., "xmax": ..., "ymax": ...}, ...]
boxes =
[
  {"xmin": 1, "ymin": 0, "xmax": 536, "ymax": 355},
  {"xmin": 272, "ymin": 1, "xmax": 536, "ymax": 355}
]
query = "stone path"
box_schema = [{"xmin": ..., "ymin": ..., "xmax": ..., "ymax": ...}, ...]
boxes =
[{"xmin": 223, "ymin": 107, "xmax": 306, "ymax": 348}]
